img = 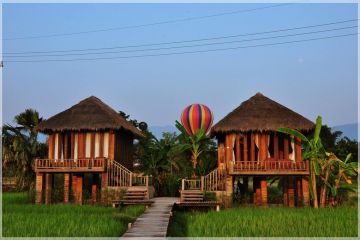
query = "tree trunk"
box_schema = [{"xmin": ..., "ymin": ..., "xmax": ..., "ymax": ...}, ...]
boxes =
[
  {"xmin": 320, "ymin": 168, "xmax": 330, "ymax": 208},
  {"xmin": 310, "ymin": 165, "xmax": 319, "ymax": 209}
]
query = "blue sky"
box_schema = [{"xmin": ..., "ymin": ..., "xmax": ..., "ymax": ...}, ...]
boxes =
[{"xmin": 3, "ymin": 3, "xmax": 358, "ymax": 128}]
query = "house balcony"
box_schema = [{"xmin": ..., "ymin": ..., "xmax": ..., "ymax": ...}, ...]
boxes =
[
  {"xmin": 228, "ymin": 158, "xmax": 310, "ymax": 175},
  {"xmin": 34, "ymin": 158, "xmax": 107, "ymax": 173}
]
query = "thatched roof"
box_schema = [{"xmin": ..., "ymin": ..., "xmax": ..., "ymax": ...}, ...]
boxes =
[
  {"xmin": 211, "ymin": 92, "xmax": 314, "ymax": 136},
  {"xmin": 36, "ymin": 96, "xmax": 144, "ymax": 137}
]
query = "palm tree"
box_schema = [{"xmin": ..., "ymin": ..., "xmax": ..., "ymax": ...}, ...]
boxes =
[
  {"xmin": 278, "ymin": 116, "xmax": 325, "ymax": 208},
  {"xmin": 2, "ymin": 109, "xmax": 47, "ymax": 190}
]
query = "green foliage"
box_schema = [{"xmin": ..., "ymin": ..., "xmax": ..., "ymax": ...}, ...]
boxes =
[
  {"xmin": 167, "ymin": 207, "xmax": 358, "ymax": 237},
  {"xmin": 175, "ymin": 120, "xmax": 217, "ymax": 176},
  {"xmin": 2, "ymin": 109, "xmax": 48, "ymax": 190},
  {"xmin": 2, "ymin": 192, "xmax": 145, "ymax": 237},
  {"xmin": 204, "ymin": 191, "xmax": 216, "ymax": 201},
  {"xmin": 278, "ymin": 116, "xmax": 358, "ymax": 208}
]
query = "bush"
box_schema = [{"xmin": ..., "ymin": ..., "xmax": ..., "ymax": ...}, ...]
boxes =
[
  {"xmin": 268, "ymin": 186, "xmax": 283, "ymax": 204},
  {"xmin": 204, "ymin": 191, "xmax": 216, "ymax": 201},
  {"xmin": 158, "ymin": 174, "xmax": 181, "ymax": 197}
]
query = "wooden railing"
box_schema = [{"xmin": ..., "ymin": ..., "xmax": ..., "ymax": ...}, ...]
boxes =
[
  {"xmin": 131, "ymin": 175, "xmax": 152, "ymax": 186},
  {"xmin": 107, "ymin": 160, "xmax": 152, "ymax": 188},
  {"xmin": 107, "ymin": 160, "xmax": 132, "ymax": 187},
  {"xmin": 34, "ymin": 158, "xmax": 106, "ymax": 172},
  {"xmin": 181, "ymin": 179, "xmax": 203, "ymax": 191},
  {"xmin": 204, "ymin": 168, "xmax": 226, "ymax": 191},
  {"xmin": 229, "ymin": 159, "xmax": 309, "ymax": 174}
]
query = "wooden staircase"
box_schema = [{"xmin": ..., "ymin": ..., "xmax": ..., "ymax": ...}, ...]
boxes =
[
  {"xmin": 123, "ymin": 189, "xmax": 148, "ymax": 201},
  {"xmin": 180, "ymin": 190, "xmax": 204, "ymax": 202}
]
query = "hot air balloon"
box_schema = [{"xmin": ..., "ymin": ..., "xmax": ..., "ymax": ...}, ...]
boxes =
[{"xmin": 181, "ymin": 104, "xmax": 214, "ymax": 136}]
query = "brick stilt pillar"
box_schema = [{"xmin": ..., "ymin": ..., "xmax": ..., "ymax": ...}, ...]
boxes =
[
  {"xmin": 64, "ymin": 174, "xmax": 70, "ymax": 203},
  {"xmin": 296, "ymin": 177, "xmax": 302, "ymax": 206},
  {"xmin": 302, "ymin": 176, "xmax": 310, "ymax": 207},
  {"xmin": 260, "ymin": 178, "xmax": 268, "ymax": 207},
  {"xmin": 288, "ymin": 176, "xmax": 295, "ymax": 208},
  {"xmin": 72, "ymin": 174, "xmax": 77, "ymax": 203},
  {"xmin": 91, "ymin": 174, "xmax": 98, "ymax": 205},
  {"xmin": 254, "ymin": 178, "xmax": 261, "ymax": 206},
  {"xmin": 45, "ymin": 173, "xmax": 52, "ymax": 204},
  {"xmin": 35, "ymin": 173, "xmax": 43, "ymax": 204},
  {"xmin": 76, "ymin": 175, "xmax": 83, "ymax": 205}
]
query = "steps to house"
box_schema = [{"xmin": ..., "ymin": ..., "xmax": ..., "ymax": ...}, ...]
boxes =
[{"xmin": 180, "ymin": 190, "xmax": 204, "ymax": 202}]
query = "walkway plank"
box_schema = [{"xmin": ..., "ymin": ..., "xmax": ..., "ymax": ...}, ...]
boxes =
[{"xmin": 121, "ymin": 197, "xmax": 177, "ymax": 239}]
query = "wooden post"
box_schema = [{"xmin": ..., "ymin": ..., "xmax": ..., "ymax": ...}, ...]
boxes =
[
  {"xmin": 99, "ymin": 132, "xmax": 104, "ymax": 157},
  {"xmin": 45, "ymin": 173, "xmax": 52, "ymax": 204},
  {"xmin": 201, "ymin": 176, "xmax": 204, "ymax": 191},
  {"xmin": 302, "ymin": 176, "xmax": 310, "ymax": 207},
  {"xmin": 64, "ymin": 173, "xmax": 70, "ymax": 203},
  {"xmin": 91, "ymin": 132, "xmax": 96, "ymax": 158},
  {"xmin": 72, "ymin": 174, "xmax": 77, "ymax": 203},
  {"xmin": 260, "ymin": 178, "xmax": 268, "ymax": 207},
  {"xmin": 284, "ymin": 136, "xmax": 289, "ymax": 160},
  {"xmin": 57, "ymin": 134, "xmax": 62, "ymax": 160},
  {"xmin": 288, "ymin": 176, "xmax": 295, "ymax": 207},
  {"xmin": 76, "ymin": 175, "xmax": 83, "ymax": 205},
  {"xmin": 225, "ymin": 134, "xmax": 232, "ymax": 170},
  {"xmin": 64, "ymin": 133, "xmax": 69, "ymax": 159},
  {"xmin": 35, "ymin": 173, "xmax": 43, "ymax": 204},
  {"xmin": 274, "ymin": 133, "xmax": 279, "ymax": 160},
  {"xmin": 91, "ymin": 174, "xmax": 98, "ymax": 205},
  {"xmin": 48, "ymin": 134, "xmax": 54, "ymax": 159},
  {"xmin": 250, "ymin": 133, "xmax": 255, "ymax": 167},
  {"xmin": 70, "ymin": 133, "xmax": 74, "ymax": 159},
  {"xmin": 243, "ymin": 134, "xmax": 248, "ymax": 165},
  {"xmin": 108, "ymin": 132, "xmax": 115, "ymax": 160},
  {"xmin": 260, "ymin": 133, "xmax": 267, "ymax": 161},
  {"xmin": 235, "ymin": 134, "xmax": 241, "ymax": 162},
  {"xmin": 295, "ymin": 137, "xmax": 302, "ymax": 161}
]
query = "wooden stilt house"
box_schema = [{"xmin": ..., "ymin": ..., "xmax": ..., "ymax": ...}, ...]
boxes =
[
  {"xmin": 35, "ymin": 96, "xmax": 152, "ymax": 205},
  {"xmin": 180, "ymin": 93, "xmax": 314, "ymax": 207}
]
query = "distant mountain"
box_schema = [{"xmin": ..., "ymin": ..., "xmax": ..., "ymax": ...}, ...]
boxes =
[
  {"xmin": 149, "ymin": 125, "xmax": 179, "ymax": 139},
  {"xmin": 332, "ymin": 123, "xmax": 358, "ymax": 141}
]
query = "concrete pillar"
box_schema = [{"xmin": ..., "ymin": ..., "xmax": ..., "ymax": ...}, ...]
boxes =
[
  {"xmin": 45, "ymin": 173, "xmax": 52, "ymax": 204},
  {"xmin": 302, "ymin": 176, "xmax": 310, "ymax": 207},
  {"xmin": 64, "ymin": 173, "xmax": 70, "ymax": 203},
  {"xmin": 35, "ymin": 173, "xmax": 43, "ymax": 204}
]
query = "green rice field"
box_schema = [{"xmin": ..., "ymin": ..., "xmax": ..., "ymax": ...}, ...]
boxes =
[
  {"xmin": 2, "ymin": 192, "xmax": 145, "ymax": 237},
  {"xmin": 168, "ymin": 206, "xmax": 358, "ymax": 237}
]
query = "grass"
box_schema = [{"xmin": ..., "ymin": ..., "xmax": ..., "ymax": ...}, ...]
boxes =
[
  {"xmin": 168, "ymin": 207, "xmax": 358, "ymax": 237},
  {"xmin": 2, "ymin": 192, "xmax": 145, "ymax": 237}
]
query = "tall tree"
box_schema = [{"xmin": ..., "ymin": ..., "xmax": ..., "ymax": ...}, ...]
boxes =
[{"xmin": 2, "ymin": 109, "xmax": 47, "ymax": 190}]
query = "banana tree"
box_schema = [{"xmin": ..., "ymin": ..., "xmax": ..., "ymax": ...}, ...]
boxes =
[
  {"xmin": 328, "ymin": 153, "xmax": 358, "ymax": 206},
  {"xmin": 175, "ymin": 120, "xmax": 212, "ymax": 177},
  {"xmin": 278, "ymin": 116, "xmax": 325, "ymax": 208}
]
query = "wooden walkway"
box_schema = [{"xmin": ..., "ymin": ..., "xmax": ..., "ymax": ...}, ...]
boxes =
[{"xmin": 121, "ymin": 197, "xmax": 178, "ymax": 238}]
